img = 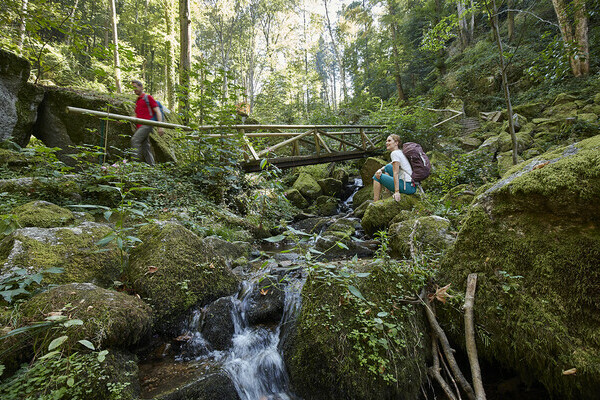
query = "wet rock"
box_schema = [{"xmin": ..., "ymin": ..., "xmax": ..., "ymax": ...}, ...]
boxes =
[
  {"xmin": 202, "ymin": 297, "xmax": 236, "ymax": 351},
  {"xmin": 128, "ymin": 221, "xmax": 239, "ymax": 331},
  {"xmin": 203, "ymin": 235, "xmax": 252, "ymax": 266},
  {"xmin": 315, "ymin": 235, "xmax": 375, "ymax": 259},
  {"xmin": 12, "ymin": 200, "xmax": 75, "ymax": 228},
  {"xmin": 352, "ymin": 185, "xmax": 374, "ymax": 209},
  {"xmin": 439, "ymin": 135, "xmax": 600, "ymax": 399},
  {"xmin": 0, "ymin": 48, "xmax": 43, "ymax": 147},
  {"xmin": 331, "ymin": 169, "xmax": 349, "ymax": 186},
  {"xmin": 247, "ymin": 276, "xmax": 285, "ymax": 325},
  {"xmin": 284, "ymin": 188, "xmax": 308, "ymax": 209},
  {"xmin": 292, "ymin": 172, "xmax": 322, "ymax": 200},
  {"xmin": 0, "ymin": 175, "xmax": 82, "ymax": 202},
  {"xmin": 292, "ymin": 217, "xmax": 329, "ymax": 234},
  {"xmin": 154, "ymin": 371, "xmax": 241, "ymax": 400},
  {"xmin": 0, "ymin": 222, "xmax": 121, "ymax": 287}
]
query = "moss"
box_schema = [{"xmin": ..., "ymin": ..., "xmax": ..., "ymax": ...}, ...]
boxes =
[
  {"xmin": 127, "ymin": 221, "xmax": 239, "ymax": 331},
  {"xmin": 359, "ymin": 157, "xmax": 387, "ymax": 183},
  {"xmin": 0, "ymin": 223, "xmax": 121, "ymax": 287},
  {"xmin": 438, "ymin": 136, "xmax": 600, "ymax": 399},
  {"xmin": 284, "ymin": 188, "xmax": 308, "ymax": 209},
  {"xmin": 18, "ymin": 283, "xmax": 152, "ymax": 350},
  {"xmin": 361, "ymin": 196, "xmax": 422, "ymax": 237},
  {"xmin": 389, "ymin": 216, "xmax": 453, "ymax": 259},
  {"xmin": 293, "ymin": 172, "xmax": 322, "ymax": 200},
  {"xmin": 12, "ymin": 201, "xmax": 75, "ymax": 228},
  {"xmin": 285, "ymin": 262, "xmax": 430, "ymax": 399},
  {"xmin": 311, "ymin": 195, "xmax": 338, "ymax": 216}
]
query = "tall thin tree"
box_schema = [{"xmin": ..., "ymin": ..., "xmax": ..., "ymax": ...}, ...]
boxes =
[
  {"xmin": 108, "ymin": 0, "xmax": 122, "ymax": 93},
  {"xmin": 179, "ymin": 0, "xmax": 192, "ymax": 122}
]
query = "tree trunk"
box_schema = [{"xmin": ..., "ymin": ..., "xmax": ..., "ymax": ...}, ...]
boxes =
[
  {"xmin": 108, "ymin": 0, "xmax": 122, "ymax": 93},
  {"xmin": 179, "ymin": 0, "xmax": 192, "ymax": 122},
  {"xmin": 464, "ymin": 274, "xmax": 486, "ymax": 400},
  {"xmin": 457, "ymin": 0, "xmax": 469, "ymax": 49},
  {"xmin": 164, "ymin": 0, "xmax": 176, "ymax": 110},
  {"xmin": 507, "ymin": 0, "xmax": 514, "ymax": 42},
  {"xmin": 388, "ymin": 0, "xmax": 406, "ymax": 102},
  {"xmin": 324, "ymin": 0, "xmax": 347, "ymax": 101},
  {"xmin": 551, "ymin": 0, "xmax": 589, "ymax": 77},
  {"xmin": 66, "ymin": 0, "xmax": 80, "ymax": 45},
  {"xmin": 488, "ymin": 0, "xmax": 518, "ymax": 165},
  {"xmin": 17, "ymin": 0, "xmax": 29, "ymax": 53}
]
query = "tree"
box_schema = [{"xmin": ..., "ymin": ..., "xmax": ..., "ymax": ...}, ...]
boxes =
[
  {"xmin": 551, "ymin": 0, "xmax": 589, "ymax": 77},
  {"xmin": 179, "ymin": 0, "xmax": 192, "ymax": 121},
  {"xmin": 163, "ymin": 0, "xmax": 176, "ymax": 110},
  {"xmin": 385, "ymin": 0, "xmax": 406, "ymax": 102},
  {"xmin": 108, "ymin": 0, "xmax": 122, "ymax": 93}
]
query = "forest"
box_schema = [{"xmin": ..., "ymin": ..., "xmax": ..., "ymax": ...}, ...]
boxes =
[{"xmin": 1, "ymin": 0, "xmax": 600, "ymax": 400}]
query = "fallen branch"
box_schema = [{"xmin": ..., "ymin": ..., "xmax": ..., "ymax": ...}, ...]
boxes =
[
  {"xmin": 429, "ymin": 335, "xmax": 458, "ymax": 400},
  {"xmin": 421, "ymin": 294, "xmax": 476, "ymax": 400},
  {"xmin": 463, "ymin": 273, "xmax": 486, "ymax": 400}
]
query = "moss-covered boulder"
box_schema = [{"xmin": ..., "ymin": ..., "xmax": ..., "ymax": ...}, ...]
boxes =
[
  {"xmin": 352, "ymin": 185, "xmax": 374, "ymax": 209},
  {"xmin": 128, "ymin": 221, "xmax": 239, "ymax": 330},
  {"xmin": 359, "ymin": 157, "xmax": 387, "ymax": 183},
  {"xmin": 283, "ymin": 262, "xmax": 429, "ymax": 399},
  {"xmin": 0, "ymin": 176, "xmax": 82, "ymax": 203},
  {"xmin": 389, "ymin": 216, "xmax": 454, "ymax": 259},
  {"xmin": 0, "ymin": 349, "xmax": 140, "ymax": 400},
  {"xmin": 497, "ymin": 131, "xmax": 534, "ymax": 153},
  {"xmin": 496, "ymin": 151, "xmax": 524, "ymax": 177},
  {"xmin": 284, "ymin": 188, "xmax": 308, "ymax": 209},
  {"xmin": 12, "ymin": 200, "xmax": 75, "ymax": 228},
  {"xmin": 331, "ymin": 168, "xmax": 349, "ymax": 186},
  {"xmin": 153, "ymin": 371, "xmax": 240, "ymax": 400},
  {"xmin": 513, "ymin": 102, "xmax": 545, "ymax": 119},
  {"xmin": 361, "ymin": 196, "xmax": 422, "ymax": 237},
  {"xmin": 438, "ymin": 135, "xmax": 600, "ymax": 399},
  {"xmin": 439, "ymin": 184, "xmax": 475, "ymax": 210},
  {"xmin": 19, "ymin": 283, "xmax": 152, "ymax": 349},
  {"xmin": 311, "ymin": 195, "xmax": 338, "ymax": 216},
  {"xmin": 292, "ymin": 172, "xmax": 322, "ymax": 201},
  {"xmin": 317, "ymin": 177, "xmax": 343, "ymax": 198},
  {"xmin": 0, "ymin": 222, "xmax": 121, "ymax": 286}
]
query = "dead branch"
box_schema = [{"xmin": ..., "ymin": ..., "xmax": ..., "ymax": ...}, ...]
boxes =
[
  {"xmin": 463, "ymin": 273, "xmax": 486, "ymax": 400},
  {"xmin": 421, "ymin": 294, "xmax": 476, "ymax": 400},
  {"xmin": 429, "ymin": 335, "xmax": 458, "ymax": 400}
]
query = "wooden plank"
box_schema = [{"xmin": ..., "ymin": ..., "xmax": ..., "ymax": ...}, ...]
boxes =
[
  {"xmin": 66, "ymin": 106, "xmax": 193, "ymax": 130},
  {"xmin": 242, "ymin": 149, "xmax": 383, "ymax": 172},
  {"xmin": 241, "ymin": 135, "xmax": 259, "ymax": 161},
  {"xmin": 433, "ymin": 112, "xmax": 464, "ymax": 128},
  {"xmin": 195, "ymin": 124, "xmax": 387, "ymax": 130},
  {"xmin": 315, "ymin": 132, "xmax": 331, "ymax": 153},
  {"xmin": 319, "ymin": 131, "xmax": 364, "ymax": 151},
  {"xmin": 256, "ymin": 129, "xmax": 314, "ymax": 157}
]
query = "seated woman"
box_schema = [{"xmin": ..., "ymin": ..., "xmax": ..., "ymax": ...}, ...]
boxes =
[{"xmin": 373, "ymin": 134, "xmax": 416, "ymax": 201}]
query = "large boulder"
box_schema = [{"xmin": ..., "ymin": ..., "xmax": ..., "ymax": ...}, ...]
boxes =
[
  {"xmin": 282, "ymin": 262, "xmax": 429, "ymax": 400},
  {"xmin": 317, "ymin": 177, "xmax": 343, "ymax": 198},
  {"xmin": 19, "ymin": 283, "xmax": 152, "ymax": 349},
  {"xmin": 153, "ymin": 371, "xmax": 240, "ymax": 400},
  {"xmin": 201, "ymin": 297, "xmax": 236, "ymax": 351},
  {"xmin": 361, "ymin": 196, "xmax": 422, "ymax": 237},
  {"xmin": 128, "ymin": 221, "xmax": 240, "ymax": 330},
  {"xmin": 389, "ymin": 216, "xmax": 455, "ymax": 259},
  {"xmin": 0, "ymin": 48, "xmax": 43, "ymax": 147},
  {"xmin": 439, "ymin": 135, "xmax": 600, "ymax": 399},
  {"xmin": 246, "ymin": 275, "xmax": 285, "ymax": 326},
  {"xmin": 359, "ymin": 157, "xmax": 387, "ymax": 183},
  {"xmin": 292, "ymin": 172, "xmax": 322, "ymax": 200},
  {"xmin": 32, "ymin": 86, "xmax": 177, "ymax": 164},
  {"xmin": 0, "ymin": 222, "xmax": 121, "ymax": 287}
]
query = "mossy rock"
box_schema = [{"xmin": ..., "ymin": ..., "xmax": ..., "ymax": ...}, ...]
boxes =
[
  {"xmin": 552, "ymin": 93, "xmax": 578, "ymax": 106},
  {"xmin": 0, "ymin": 222, "xmax": 121, "ymax": 287},
  {"xmin": 513, "ymin": 102, "xmax": 545, "ymax": 119},
  {"xmin": 497, "ymin": 131, "xmax": 534, "ymax": 153},
  {"xmin": 297, "ymin": 164, "xmax": 329, "ymax": 180},
  {"xmin": 331, "ymin": 168, "xmax": 349, "ymax": 186},
  {"xmin": 361, "ymin": 196, "xmax": 422, "ymax": 237},
  {"xmin": 359, "ymin": 157, "xmax": 387, "ymax": 183},
  {"xmin": 352, "ymin": 185, "xmax": 374, "ymax": 209},
  {"xmin": 497, "ymin": 151, "xmax": 524, "ymax": 177},
  {"xmin": 0, "ymin": 349, "xmax": 140, "ymax": 400},
  {"xmin": 18, "ymin": 283, "xmax": 152, "ymax": 350},
  {"xmin": 438, "ymin": 135, "xmax": 600, "ymax": 399},
  {"xmin": 0, "ymin": 148, "xmax": 34, "ymax": 170},
  {"xmin": 284, "ymin": 188, "xmax": 308, "ymax": 209},
  {"xmin": 12, "ymin": 200, "xmax": 75, "ymax": 228},
  {"xmin": 0, "ymin": 176, "xmax": 82, "ymax": 203},
  {"xmin": 311, "ymin": 195, "xmax": 338, "ymax": 216},
  {"xmin": 439, "ymin": 184, "xmax": 476, "ymax": 209},
  {"xmin": 576, "ymin": 113, "xmax": 598, "ymax": 123},
  {"xmin": 283, "ymin": 262, "xmax": 429, "ymax": 399},
  {"xmin": 317, "ymin": 177, "xmax": 343, "ymax": 198},
  {"xmin": 325, "ymin": 218, "xmax": 357, "ymax": 238},
  {"xmin": 457, "ymin": 136, "xmax": 482, "ymax": 150},
  {"xmin": 389, "ymin": 216, "xmax": 454, "ymax": 259},
  {"xmin": 127, "ymin": 221, "xmax": 239, "ymax": 331},
  {"xmin": 292, "ymin": 172, "xmax": 322, "ymax": 201}
]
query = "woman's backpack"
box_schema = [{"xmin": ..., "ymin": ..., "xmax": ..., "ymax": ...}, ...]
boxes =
[{"xmin": 402, "ymin": 142, "xmax": 431, "ymax": 182}]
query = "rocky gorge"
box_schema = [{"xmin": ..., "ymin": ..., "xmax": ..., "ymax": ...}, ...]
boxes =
[{"xmin": 1, "ymin": 47, "xmax": 600, "ymax": 400}]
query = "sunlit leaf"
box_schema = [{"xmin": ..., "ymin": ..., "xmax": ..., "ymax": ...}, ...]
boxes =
[
  {"xmin": 348, "ymin": 285, "xmax": 365, "ymax": 300},
  {"xmin": 48, "ymin": 335, "xmax": 69, "ymax": 351},
  {"xmin": 78, "ymin": 340, "xmax": 95, "ymax": 350},
  {"xmin": 264, "ymin": 235, "xmax": 285, "ymax": 243}
]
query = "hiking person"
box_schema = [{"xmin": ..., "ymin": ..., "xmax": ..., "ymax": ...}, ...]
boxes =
[
  {"xmin": 131, "ymin": 79, "xmax": 164, "ymax": 165},
  {"xmin": 372, "ymin": 134, "xmax": 416, "ymax": 202}
]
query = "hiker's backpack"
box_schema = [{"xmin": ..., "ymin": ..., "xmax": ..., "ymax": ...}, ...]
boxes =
[
  {"xmin": 402, "ymin": 142, "xmax": 431, "ymax": 182},
  {"xmin": 143, "ymin": 94, "xmax": 166, "ymax": 122}
]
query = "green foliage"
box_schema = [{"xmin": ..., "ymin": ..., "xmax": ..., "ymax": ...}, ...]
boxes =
[
  {"xmin": 427, "ymin": 150, "xmax": 498, "ymax": 196},
  {"xmin": 0, "ymin": 267, "xmax": 63, "ymax": 304},
  {"xmin": 526, "ymin": 32, "xmax": 572, "ymax": 83}
]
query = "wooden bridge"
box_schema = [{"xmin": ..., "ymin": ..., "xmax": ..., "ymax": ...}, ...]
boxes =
[
  {"xmin": 197, "ymin": 124, "xmax": 386, "ymax": 172},
  {"xmin": 66, "ymin": 107, "xmax": 387, "ymax": 172}
]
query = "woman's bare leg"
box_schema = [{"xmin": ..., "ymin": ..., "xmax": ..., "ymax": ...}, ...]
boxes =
[{"xmin": 373, "ymin": 180, "xmax": 382, "ymax": 201}]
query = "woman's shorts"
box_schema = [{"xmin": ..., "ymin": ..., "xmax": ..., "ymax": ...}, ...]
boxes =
[{"xmin": 372, "ymin": 163, "xmax": 416, "ymax": 195}]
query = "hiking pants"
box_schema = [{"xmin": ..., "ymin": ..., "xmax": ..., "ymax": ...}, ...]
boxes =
[
  {"xmin": 372, "ymin": 163, "xmax": 416, "ymax": 195},
  {"xmin": 131, "ymin": 125, "xmax": 155, "ymax": 166}
]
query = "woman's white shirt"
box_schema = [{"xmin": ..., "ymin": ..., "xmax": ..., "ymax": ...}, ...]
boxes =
[{"xmin": 390, "ymin": 149, "xmax": 413, "ymax": 183}]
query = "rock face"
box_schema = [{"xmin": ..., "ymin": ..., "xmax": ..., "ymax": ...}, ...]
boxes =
[
  {"xmin": 0, "ymin": 48, "xmax": 43, "ymax": 147},
  {"xmin": 282, "ymin": 263, "xmax": 429, "ymax": 400},
  {"xmin": 201, "ymin": 297, "xmax": 236, "ymax": 351},
  {"xmin": 439, "ymin": 135, "xmax": 600, "ymax": 399},
  {"xmin": 128, "ymin": 221, "xmax": 240, "ymax": 330},
  {"xmin": 292, "ymin": 172, "xmax": 322, "ymax": 200},
  {"xmin": 154, "ymin": 372, "xmax": 241, "ymax": 400},
  {"xmin": 361, "ymin": 196, "xmax": 422, "ymax": 236},
  {"xmin": 12, "ymin": 200, "xmax": 75, "ymax": 228},
  {"xmin": 0, "ymin": 222, "xmax": 121, "ymax": 287},
  {"xmin": 246, "ymin": 276, "xmax": 285, "ymax": 325}
]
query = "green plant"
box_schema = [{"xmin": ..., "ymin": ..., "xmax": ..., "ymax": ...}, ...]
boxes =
[{"xmin": 0, "ymin": 267, "xmax": 64, "ymax": 304}]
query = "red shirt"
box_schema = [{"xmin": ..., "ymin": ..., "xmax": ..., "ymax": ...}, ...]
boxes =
[{"xmin": 134, "ymin": 93, "xmax": 158, "ymax": 128}]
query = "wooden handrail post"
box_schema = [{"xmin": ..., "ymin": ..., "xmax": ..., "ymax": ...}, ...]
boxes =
[
  {"xmin": 360, "ymin": 128, "xmax": 367, "ymax": 150},
  {"xmin": 314, "ymin": 129, "xmax": 321, "ymax": 156}
]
